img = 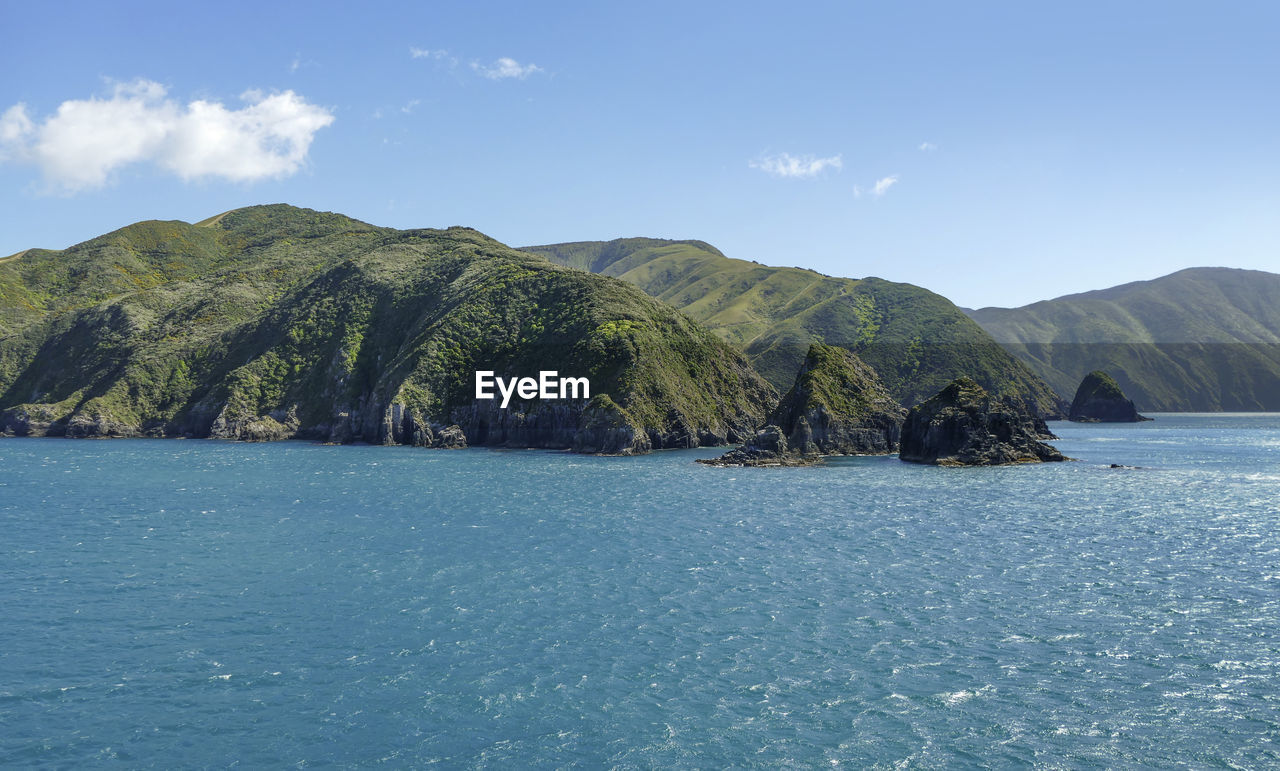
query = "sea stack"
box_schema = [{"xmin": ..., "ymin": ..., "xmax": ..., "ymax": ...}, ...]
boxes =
[
  {"xmin": 899, "ymin": 376, "xmax": 1067, "ymax": 466},
  {"xmin": 1068, "ymin": 370, "xmax": 1151, "ymax": 422},
  {"xmin": 699, "ymin": 343, "xmax": 906, "ymax": 466}
]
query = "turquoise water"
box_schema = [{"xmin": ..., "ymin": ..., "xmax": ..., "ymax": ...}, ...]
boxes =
[{"xmin": 2, "ymin": 415, "xmax": 1279, "ymax": 767}]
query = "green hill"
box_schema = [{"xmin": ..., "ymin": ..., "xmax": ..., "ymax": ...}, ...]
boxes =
[
  {"xmin": 0, "ymin": 205, "xmax": 774, "ymax": 452},
  {"xmin": 967, "ymin": 268, "xmax": 1280, "ymax": 411},
  {"xmin": 521, "ymin": 238, "xmax": 1064, "ymax": 415}
]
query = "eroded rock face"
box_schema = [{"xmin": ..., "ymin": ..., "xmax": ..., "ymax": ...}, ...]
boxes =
[
  {"xmin": 899, "ymin": 377, "xmax": 1067, "ymax": 466},
  {"xmin": 701, "ymin": 343, "xmax": 906, "ymax": 466},
  {"xmin": 0, "ymin": 405, "xmax": 63, "ymax": 437},
  {"xmin": 769, "ymin": 343, "xmax": 906, "ymax": 455},
  {"xmin": 1069, "ymin": 370, "xmax": 1151, "ymax": 422}
]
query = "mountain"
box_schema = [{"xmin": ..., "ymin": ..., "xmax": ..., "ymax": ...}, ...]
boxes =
[
  {"xmin": 967, "ymin": 268, "xmax": 1280, "ymax": 411},
  {"xmin": 0, "ymin": 205, "xmax": 775, "ymax": 452},
  {"xmin": 520, "ymin": 238, "xmax": 1065, "ymax": 416}
]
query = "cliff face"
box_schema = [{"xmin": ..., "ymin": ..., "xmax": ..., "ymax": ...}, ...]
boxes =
[
  {"xmin": 899, "ymin": 377, "xmax": 1067, "ymax": 466},
  {"xmin": 1068, "ymin": 370, "xmax": 1151, "ymax": 422},
  {"xmin": 0, "ymin": 205, "xmax": 775, "ymax": 454}
]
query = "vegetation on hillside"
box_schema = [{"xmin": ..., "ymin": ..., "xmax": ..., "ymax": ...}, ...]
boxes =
[
  {"xmin": 0, "ymin": 206, "xmax": 774, "ymax": 451},
  {"xmin": 522, "ymin": 238, "xmax": 1065, "ymax": 415}
]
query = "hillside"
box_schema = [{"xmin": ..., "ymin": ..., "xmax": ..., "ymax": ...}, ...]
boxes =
[
  {"xmin": 967, "ymin": 268, "xmax": 1280, "ymax": 411},
  {"xmin": 0, "ymin": 205, "xmax": 775, "ymax": 452},
  {"xmin": 521, "ymin": 238, "xmax": 1065, "ymax": 415}
]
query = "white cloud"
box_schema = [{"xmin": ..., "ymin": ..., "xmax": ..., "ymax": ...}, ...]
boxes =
[
  {"xmin": 410, "ymin": 47, "xmax": 458, "ymax": 69},
  {"xmin": 750, "ymin": 152, "xmax": 843, "ymax": 179},
  {"xmin": 873, "ymin": 175, "xmax": 899, "ymax": 197},
  {"xmin": 471, "ymin": 57, "xmax": 543, "ymax": 80},
  {"xmin": 0, "ymin": 104, "xmax": 34, "ymax": 161},
  {"xmin": 918, "ymin": 141, "xmax": 937, "ymax": 151},
  {"xmin": 0, "ymin": 79, "xmax": 334, "ymax": 192}
]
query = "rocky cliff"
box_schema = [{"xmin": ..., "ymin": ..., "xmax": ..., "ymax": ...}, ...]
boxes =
[
  {"xmin": 768, "ymin": 343, "xmax": 905, "ymax": 454},
  {"xmin": 700, "ymin": 343, "xmax": 905, "ymax": 466},
  {"xmin": 1068, "ymin": 370, "xmax": 1151, "ymax": 422},
  {"xmin": 899, "ymin": 377, "xmax": 1067, "ymax": 466}
]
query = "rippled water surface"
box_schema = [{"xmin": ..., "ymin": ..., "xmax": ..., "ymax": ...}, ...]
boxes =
[{"xmin": 3, "ymin": 415, "xmax": 1279, "ymax": 767}]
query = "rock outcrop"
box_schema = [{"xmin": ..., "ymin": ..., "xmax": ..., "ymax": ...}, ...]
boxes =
[
  {"xmin": 899, "ymin": 377, "xmax": 1067, "ymax": 466},
  {"xmin": 1068, "ymin": 370, "xmax": 1151, "ymax": 422},
  {"xmin": 769, "ymin": 343, "xmax": 906, "ymax": 454},
  {"xmin": 700, "ymin": 343, "xmax": 906, "ymax": 466},
  {"xmin": 697, "ymin": 424, "xmax": 816, "ymax": 467}
]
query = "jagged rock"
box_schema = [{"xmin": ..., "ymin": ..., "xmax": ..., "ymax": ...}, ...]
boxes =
[
  {"xmin": 697, "ymin": 424, "xmax": 819, "ymax": 466},
  {"xmin": 0, "ymin": 405, "xmax": 62, "ymax": 437},
  {"xmin": 210, "ymin": 404, "xmax": 301, "ymax": 441},
  {"xmin": 701, "ymin": 343, "xmax": 906, "ymax": 466},
  {"xmin": 1069, "ymin": 370, "xmax": 1151, "ymax": 422},
  {"xmin": 769, "ymin": 343, "xmax": 905, "ymax": 454},
  {"xmin": 899, "ymin": 377, "xmax": 1067, "ymax": 466},
  {"xmin": 432, "ymin": 424, "xmax": 468, "ymax": 449},
  {"xmin": 571, "ymin": 394, "xmax": 651, "ymax": 455},
  {"xmin": 64, "ymin": 412, "xmax": 141, "ymax": 438}
]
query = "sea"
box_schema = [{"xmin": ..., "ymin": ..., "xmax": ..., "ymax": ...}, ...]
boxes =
[{"xmin": 2, "ymin": 414, "xmax": 1278, "ymax": 768}]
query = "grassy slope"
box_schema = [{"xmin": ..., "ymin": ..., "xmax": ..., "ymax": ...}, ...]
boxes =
[
  {"xmin": 0, "ymin": 206, "xmax": 773, "ymax": 445},
  {"xmin": 522, "ymin": 238, "xmax": 1064, "ymax": 414},
  {"xmin": 968, "ymin": 268, "xmax": 1280, "ymax": 410}
]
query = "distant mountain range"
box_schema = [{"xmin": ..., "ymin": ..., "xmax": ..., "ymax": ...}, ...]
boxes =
[
  {"xmin": 967, "ymin": 268, "xmax": 1280, "ymax": 411},
  {"xmin": 521, "ymin": 238, "xmax": 1064, "ymax": 415}
]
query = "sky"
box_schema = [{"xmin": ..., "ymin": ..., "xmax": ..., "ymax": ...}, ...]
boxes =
[{"xmin": 2, "ymin": 1, "xmax": 1278, "ymax": 309}]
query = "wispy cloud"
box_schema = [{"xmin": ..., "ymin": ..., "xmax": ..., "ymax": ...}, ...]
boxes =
[
  {"xmin": 0, "ymin": 79, "xmax": 334, "ymax": 193},
  {"xmin": 410, "ymin": 47, "xmax": 458, "ymax": 68},
  {"xmin": 471, "ymin": 57, "xmax": 543, "ymax": 80},
  {"xmin": 750, "ymin": 152, "xmax": 843, "ymax": 179},
  {"xmin": 288, "ymin": 54, "xmax": 319, "ymax": 74},
  {"xmin": 918, "ymin": 141, "xmax": 937, "ymax": 152},
  {"xmin": 873, "ymin": 175, "xmax": 899, "ymax": 197}
]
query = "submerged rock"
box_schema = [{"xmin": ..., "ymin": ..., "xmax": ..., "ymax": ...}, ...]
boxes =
[
  {"xmin": 700, "ymin": 343, "xmax": 906, "ymax": 466},
  {"xmin": 899, "ymin": 377, "xmax": 1067, "ymax": 466},
  {"xmin": 1069, "ymin": 370, "xmax": 1151, "ymax": 422}
]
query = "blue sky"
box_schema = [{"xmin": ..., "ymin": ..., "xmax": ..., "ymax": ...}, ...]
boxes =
[{"xmin": 2, "ymin": 1, "xmax": 1278, "ymax": 308}]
